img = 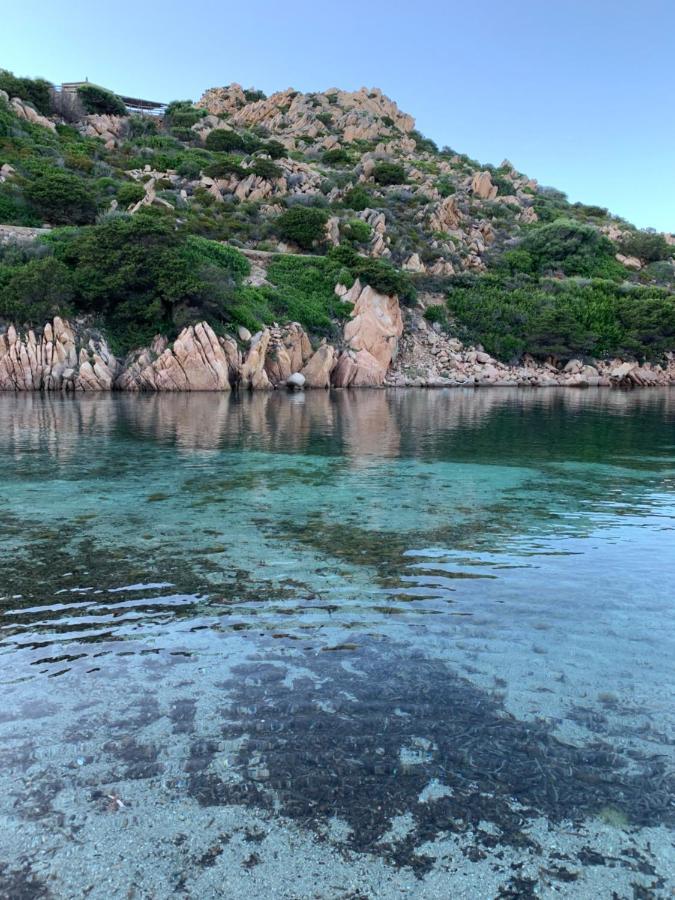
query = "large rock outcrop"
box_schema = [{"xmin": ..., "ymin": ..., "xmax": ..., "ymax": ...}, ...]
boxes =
[
  {"xmin": 117, "ymin": 323, "xmax": 232, "ymax": 391},
  {"xmin": 197, "ymin": 85, "xmax": 415, "ymax": 149},
  {"xmin": 264, "ymin": 322, "xmax": 314, "ymax": 386},
  {"xmin": 334, "ymin": 283, "xmax": 403, "ymax": 387},
  {"xmin": 0, "ymin": 318, "xmax": 117, "ymax": 391},
  {"xmin": 0, "ymin": 90, "xmax": 55, "ymax": 132}
]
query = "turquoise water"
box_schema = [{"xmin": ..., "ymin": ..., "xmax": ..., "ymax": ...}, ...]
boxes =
[{"xmin": 0, "ymin": 389, "xmax": 673, "ymax": 898}]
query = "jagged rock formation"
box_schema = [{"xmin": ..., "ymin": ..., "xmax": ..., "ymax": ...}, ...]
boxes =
[
  {"xmin": 334, "ymin": 281, "xmax": 404, "ymax": 387},
  {"xmin": 198, "ymin": 85, "xmax": 414, "ymax": 148},
  {"xmin": 117, "ymin": 323, "xmax": 233, "ymax": 391},
  {"xmin": 78, "ymin": 114, "xmax": 127, "ymax": 148},
  {"xmin": 0, "ymin": 318, "xmax": 117, "ymax": 391}
]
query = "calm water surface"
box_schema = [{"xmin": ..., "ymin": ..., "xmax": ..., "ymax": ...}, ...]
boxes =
[{"xmin": 0, "ymin": 389, "xmax": 673, "ymax": 899}]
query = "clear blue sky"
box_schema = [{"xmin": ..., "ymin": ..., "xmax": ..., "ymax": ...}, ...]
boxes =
[{"xmin": 2, "ymin": 0, "xmax": 674, "ymax": 231}]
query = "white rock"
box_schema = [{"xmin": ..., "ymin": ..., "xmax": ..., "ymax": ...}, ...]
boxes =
[{"xmin": 286, "ymin": 372, "xmax": 306, "ymax": 389}]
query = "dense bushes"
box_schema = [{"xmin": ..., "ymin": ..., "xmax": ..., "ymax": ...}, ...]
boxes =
[
  {"xmin": 0, "ymin": 210, "xmax": 252, "ymax": 350},
  {"xmin": 340, "ymin": 219, "xmax": 371, "ymax": 245},
  {"xmin": 322, "ymin": 148, "xmax": 350, "ymax": 165},
  {"xmin": 48, "ymin": 212, "xmax": 250, "ymax": 348},
  {"xmin": 250, "ymin": 158, "xmax": 281, "ymax": 180},
  {"xmin": 447, "ymin": 273, "xmax": 675, "ymax": 361},
  {"xmin": 264, "ymin": 255, "xmax": 351, "ymax": 332},
  {"xmin": 205, "ymin": 128, "xmax": 259, "ymax": 153},
  {"xmin": 518, "ymin": 219, "xmax": 624, "ymax": 279},
  {"xmin": 116, "ymin": 181, "xmax": 146, "ymax": 207},
  {"xmin": 77, "ymin": 84, "xmax": 126, "ymax": 116},
  {"xmin": 328, "ymin": 245, "xmax": 416, "ymax": 304},
  {"xmin": 276, "ymin": 206, "xmax": 329, "ymax": 251},
  {"xmin": 25, "ymin": 170, "xmax": 98, "ymax": 225},
  {"xmin": 372, "ymin": 162, "xmax": 407, "ymax": 185},
  {"xmin": 342, "ymin": 185, "xmax": 372, "ymax": 211},
  {"xmin": 204, "ymin": 157, "xmax": 245, "ymax": 179},
  {"xmin": 0, "ymin": 256, "xmax": 74, "ymax": 323},
  {"xmin": 618, "ymin": 229, "xmax": 671, "ymax": 263},
  {"xmin": 0, "ymin": 69, "xmax": 52, "ymax": 115}
]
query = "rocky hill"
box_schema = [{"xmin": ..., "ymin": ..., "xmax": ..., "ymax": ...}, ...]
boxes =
[{"xmin": 1, "ymin": 71, "xmax": 674, "ymax": 391}]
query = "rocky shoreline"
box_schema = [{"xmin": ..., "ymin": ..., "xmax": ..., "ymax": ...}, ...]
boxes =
[{"xmin": 1, "ymin": 284, "xmax": 674, "ymax": 393}]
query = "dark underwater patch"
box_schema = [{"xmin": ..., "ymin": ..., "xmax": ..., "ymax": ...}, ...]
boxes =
[{"xmin": 187, "ymin": 639, "xmax": 674, "ymax": 873}]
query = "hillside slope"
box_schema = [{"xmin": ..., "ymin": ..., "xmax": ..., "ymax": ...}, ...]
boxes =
[{"xmin": 1, "ymin": 71, "xmax": 674, "ymax": 390}]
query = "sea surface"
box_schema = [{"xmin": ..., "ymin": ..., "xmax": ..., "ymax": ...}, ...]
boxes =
[{"xmin": 0, "ymin": 388, "xmax": 673, "ymax": 899}]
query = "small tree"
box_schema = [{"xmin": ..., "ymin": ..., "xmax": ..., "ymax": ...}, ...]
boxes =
[
  {"xmin": 251, "ymin": 158, "xmax": 281, "ymax": 181},
  {"xmin": 342, "ymin": 185, "xmax": 372, "ymax": 211},
  {"xmin": 117, "ymin": 182, "xmax": 146, "ymax": 207},
  {"xmin": 340, "ymin": 219, "xmax": 371, "ymax": 245},
  {"xmin": 276, "ymin": 207, "xmax": 329, "ymax": 251},
  {"xmin": 205, "ymin": 128, "xmax": 259, "ymax": 153},
  {"xmin": 372, "ymin": 162, "xmax": 407, "ymax": 186},
  {"xmin": 77, "ymin": 84, "xmax": 126, "ymax": 116},
  {"xmin": 618, "ymin": 230, "xmax": 670, "ymax": 263},
  {"xmin": 26, "ymin": 170, "xmax": 98, "ymax": 225}
]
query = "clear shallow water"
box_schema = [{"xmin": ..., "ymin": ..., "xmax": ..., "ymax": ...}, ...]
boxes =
[{"xmin": 0, "ymin": 388, "xmax": 673, "ymax": 899}]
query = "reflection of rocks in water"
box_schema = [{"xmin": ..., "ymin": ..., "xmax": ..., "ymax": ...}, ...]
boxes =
[
  {"xmin": 334, "ymin": 389, "xmax": 401, "ymax": 460},
  {"xmin": 2, "ymin": 388, "xmax": 674, "ymax": 463},
  {"xmin": 190, "ymin": 641, "xmax": 674, "ymax": 874}
]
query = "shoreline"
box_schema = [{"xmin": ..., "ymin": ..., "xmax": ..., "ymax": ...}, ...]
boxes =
[
  {"xmin": 1, "ymin": 381, "xmax": 674, "ymax": 395},
  {"xmin": 2, "ymin": 316, "xmax": 674, "ymax": 394}
]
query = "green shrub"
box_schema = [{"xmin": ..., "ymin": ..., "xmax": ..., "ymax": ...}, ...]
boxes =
[
  {"xmin": 328, "ymin": 246, "xmax": 415, "ymax": 303},
  {"xmin": 205, "ymin": 128, "xmax": 259, "ymax": 153},
  {"xmin": 342, "ymin": 185, "xmax": 372, "ymax": 211},
  {"xmin": 352, "ymin": 256, "xmax": 416, "ymax": 304},
  {"xmin": 618, "ymin": 230, "xmax": 671, "ymax": 263},
  {"xmin": 446, "ymin": 272, "xmax": 675, "ymax": 361},
  {"xmin": 276, "ymin": 206, "xmax": 329, "ymax": 251},
  {"xmin": 165, "ymin": 100, "xmax": 206, "ymax": 134},
  {"xmin": 499, "ymin": 249, "xmax": 534, "ymax": 275},
  {"xmin": 340, "ymin": 218, "xmax": 371, "ymax": 244},
  {"xmin": 323, "ymin": 148, "xmax": 350, "ymax": 166},
  {"xmin": 0, "ymin": 256, "xmax": 74, "ymax": 323},
  {"xmin": 44, "ymin": 210, "xmax": 251, "ymax": 351},
  {"xmin": 520, "ymin": 219, "xmax": 624, "ymax": 279},
  {"xmin": 128, "ymin": 115, "xmax": 158, "ymax": 138},
  {"xmin": 0, "ymin": 69, "xmax": 52, "ymax": 115},
  {"xmin": 177, "ymin": 158, "xmax": 202, "ymax": 179},
  {"xmin": 77, "ymin": 84, "xmax": 126, "ymax": 116},
  {"xmin": 251, "ymin": 158, "xmax": 281, "ymax": 180},
  {"xmin": 204, "ymin": 157, "xmax": 245, "ymax": 179},
  {"xmin": 437, "ymin": 177, "xmax": 456, "ymax": 197},
  {"xmin": 423, "ymin": 305, "xmax": 447, "ymax": 324},
  {"xmin": 25, "ymin": 170, "xmax": 98, "ymax": 225},
  {"xmin": 410, "ymin": 130, "xmax": 438, "ymax": 154},
  {"xmin": 490, "ymin": 172, "xmax": 513, "ymax": 195},
  {"xmin": 260, "ymin": 139, "xmax": 286, "ymax": 159},
  {"xmin": 265, "ymin": 254, "xmax": 351, "ymax": 332},
  {"xmin": 116, "ymin": 181, "xmax": 146, "ymax": 207},
  {"xmin": 372, "ymin": 162, "xmax": 407, "ymax": 185},
  {"xmin": 0, "ymin": 184, "xmax": 42, "ymax": 226}
]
